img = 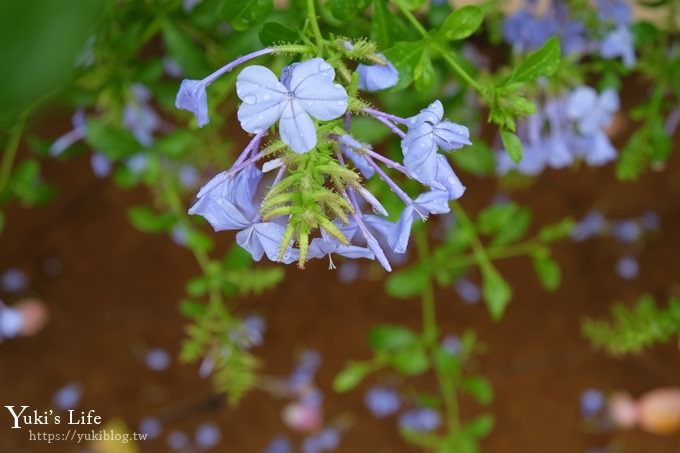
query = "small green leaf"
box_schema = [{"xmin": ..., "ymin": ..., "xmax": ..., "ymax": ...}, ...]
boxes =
[
  {"xmin": 383, "ymin": 40, "xmax": 425, "ymax": 90},
  {"xmin": 186, "ymin": 276, "xmax": 210, "ymax": 297},
  {"xmin": 504, "ymin": 36, "xmax": 561, "ymax": 84},
  {"xmin": 333, "ymin": 362, "xmax": 373, "ymax": 392},
  {"xmin": 395, "ymin": 0, "xmax": 426, "ymax": 11},
  {"xmin": 482, "ymin": 270, "xmax": 511, "ymax": 320},
  {"xmin": 500, "ymin": 129, "xmax": 523, "ymax": 163},
  {"xmin": 258, "ymin": 21, "xmax": 299, "ymax": 46},
  {"xmin": 85, "ymin": 119, "xmax": 140, "ymax": 159},
  {"xmin": 127, "ymin": 206, "xmax": 175, "ymax": 233},
  {"xmin": 436, "ymin": 5, "xmax": 483, "ymax": 41},
  {"xmin": 161, "ymin": 20, "xmax": 211, "ymax": 78},
  {"xmin": 155, "ymin": 130, "xmax": 195, "ymax": 158},
  {"xmin": 464, "ymin": 413, "xmax": 495, "ymax": 438},
  {"xmin": 413, "ymin": 50, "xmax": 434, "ymax": 91},
  {"xmin": 179, "ymin": 299, "xmax": 207, "ymax": 318},
  {"xmin": 222, "ymin": 0, "xmax": 273, "ymax": 31},
  {"xmin": 390, "ymin": 348, "xmax": 429, "ymax": 375},
  {"xmin": 537, "ymin": 218, "xmax": 574, "ymax": 242},
  {"xmin": 385, "ymin": 264, "xmax": 428, "ymax": 299},
  {"xmin": 368, "ymin": 324, "xmax": 418, "ymax": 352},
  {"xmin": 532, "ymin": 250, "xmax": 561, "ymax": 291},
  {"xmin": 185, "ymin": 228, "xmax": 214, "ymax": 253},
  {"xmin": 329, "ymin": 0, "xmax": 371, "ymax": 20},
  {"xmin": 462, "ymin": 376, "xmax": 494, "ymax": 404}
]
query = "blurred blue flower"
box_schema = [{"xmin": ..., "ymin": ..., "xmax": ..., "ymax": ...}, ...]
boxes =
[
  {"xmin": 503, "ymin": 10, "xmax": 555, "ymax": 53},
  {"xmin": 399, "ymin": 408, "xmax": 441, "ymax": 432},
  {"xmin": 49, "ymin": 109, "xmax": 87, "ymax": 157},
  {"xmin": 123, "ymin": 83, "xmax": 160, "ymax": 147},
  {"xmin": 52, "ymin": 382, "xmax": 83, "ymax": 411},
  {"xmin": 176, "ymin": 79, "xmax": 210, "ymax": 127},
  {"xmin": 236, "ymin": 58, "xmax": 348, "ymax": 153},
  {"xmin": 596, "ymin": 0, "xmax": 631, "ymax": 26},
  {"xmin": 194, "ymin": 423, "xmax": 221, "ymax": 449},
  {"xmin": 616, "ymin": 255, "xmax": 639, "ymax": 280},
  {"xmin": 90, "ymin": 152, "xmax": 112, "ymax": 178},
  {"xmin": 264, "ymin": 436, "xmax": 292, "ymax": 453},
  {"xmin": 138, "ymin": 417, "xmax": 162, "ymax": 439},
  {"xmin": 571, "ymin": 211, "xmax": 606, "ymax": 242},
  {"xmin": 0, "ymin": 302, "xmax": 23, "ymax": 340},
  {"xmin": 613, "ymin": 220, "xmax": 641, "ymax": 243},
  {"xmin": 566, "ymin": 87, "xmax": 619, "ymax": 135},
  {"xmin": 581, "ymin": 388, "xmax": 605, "ymax": 417},
  {"xmin": 600, "ymin": 26, "xmax": 636, "ymax": 68},
  {"xmin": 144, "ymin": 348, "xmax": 171, "ymax": 371},
  {"xmin": 0, "ymin": 268, "xmax": 28, "ymax": 293},
  {"xmin": 455, "ymin": 277, "xmax": 481, "ymax": 304},
  {"xmin": 166, "ymin": 431, "xmax": 189, "ymax": 450},
  {"xmin": 364, "ymin": 387, "xmax": 401, "ymax": 417},
  {"xmin": 301, "ymin": 428, "xmax": 340, "ymax": 453},
  {"xmin": 357, "ymin": 53, "xmax": 399, "ymax": 92}
]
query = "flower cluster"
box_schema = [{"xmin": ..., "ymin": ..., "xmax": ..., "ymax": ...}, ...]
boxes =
[
  {"xmin": 503, "ymin": 0, "xmax": 635, "ymax": 68},
  {"xmin": 497, "ymin": 85, "xmax": 620, "ymax": 175},
  {"xmin": 179, "ymin": 44, "xmax": 470, "ymax": 271}
]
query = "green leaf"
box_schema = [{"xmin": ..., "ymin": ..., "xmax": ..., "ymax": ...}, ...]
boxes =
[
  {"xmin": 258, "ymin": 21, "xmax": 299, "ymax": 46},
  {"xmin": 464, "ymin": 413, "xmax": 495, "ymax": 438},
  {"xmin": 222, "ymin": 0, "xmax": 273, "ymax": 31},
  {"xmin": 390, "ymin": 347, "xmax": 429, "ymax": 375},
  {"xmin": 450, "ymin": 142, "xmax": 496, "ymax": 176},
  {"xmin": 161, "ymin": 20, "xmax": 211, "ymax": 78},
  {"xmin": 85, "ymin": 119, "xmax": 140, "ymax": 159},
  {"xmin": 532, "ymin": 250, "xmax": 561, "ymax": 291},
  {"xmin": 500, "ymin": 129, "xmax": 523, "ymax": 163},
  {"xmin": 413, "ymin": 50, "xmax": 434, "ymax": 91},
  {"xmin": 385, "ymin": 264, "xmax": 428, "ymax": 299},
  {"xmin": 333, "ymin": 362, "xmax": 373, "ymax": 392},
  {"xmin": 329, "ymin": 0, "xmax": 371, "ymax": 21},
  {"xmin": 155, "ymin": 130, "xmax": 195, "ymax": 159},
  {"xmin": 186, "ymin": 276, "xmax": 210, "ymax": 297},
  {"xmin": 185, "ymin": 228, "xmax": 215, "ymax": 253},
  {"xmin": 350, "ymin": 116, "xmax": 391, "ymax": 143},
  {"xmin": 537, "ymin": 218, "xmax": 574, "ymax": 242},
  {"xmin": 179, "ymin": 299, "xmax": 207, "ymax": 318},
  {"xmin": 482, "ymin": 270, "xmax": 511, "ymax": 320},
  {"xmin": 504, "ymin": 36, "xmax": 560, "ymax": 84},
  {"xmin": 383, "ymin": 40, "xmax": 425, "ymax": 90},
  {"xmin": 371, "ymin": 0, "xmax": 391, "ymax": 48},
  {"xmin": 127, "ymin": 206, "xmax": 175, "ymax": 233},
  {"xmin": 368, "ymin": 324, "xmax": 418, "ymax": 352},
  {"xmin": 436, "ymin": 5, "xmax": 483, "ymax": 41},
  {"xmin": 462, "ymin": 376, "xmax": 494, "ymax": 404}
]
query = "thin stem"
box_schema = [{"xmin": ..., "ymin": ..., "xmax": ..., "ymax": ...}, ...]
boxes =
[
  {"xmin": 452, "ymin": 201, "xmax": 496, "ymax": 276},
  {"xmin": 363, "ymin": 155, "xmax": 413, "ymax": 206},
  {"xmin": 363, "ymin": 148, "xmax": 408, "ymax": 173},
  {"xmin": 363, "ymin": 107, "xmax": 408, "ymax": 125},
  {"xmin": 0, "ymin": 113, "xmax": 28, "ymax": 196},
  {"xmin": 445, "ymin": 241, "xmax": 543, "ymax": 268},
  {"xmin": 204, "ymin": 48, "xmax": 276, "ymax": 85},
  {"xmin": 435, "ymin": 45, "xmax": 483, "ymax": 92},
  {"xmin": 393, "ymin": 0, "xmax": 429, "ymax": 38},
  {"xmin": 366, "ymin": 112, "xmax": 406, "ymax": 138},
  {"xmin": 306, "ymin": 0, "xmax": 324, "ymax": 52}
]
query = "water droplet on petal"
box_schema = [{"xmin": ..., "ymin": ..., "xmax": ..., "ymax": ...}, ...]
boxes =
[
  {"xmin": 337, "ymin": 101, "xmax": 345, "ymax": 106},
  {"xmin": 242, "ymin": 95, "xmax": 256, "ymax": 105},
  {"xmin": 333, "ymin": 83, "xmax": 343, "ymax": 90},
  {"xmin": 263, "ymin": 93, "xmax": 271, "ymax": 101},
  {"xmin": 410, "ymin": 118, "xmax": 417, "ymax": 125}
]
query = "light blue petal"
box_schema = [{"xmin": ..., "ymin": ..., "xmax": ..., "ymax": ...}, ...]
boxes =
[
  {"xmin": 294, "ymin": 77, "xmax": 348, "ymax": 121},
  {"xmin": 432, "ymin": 155, "xmax": 465, "ymax": 200},
  {"xmin": 236, "ymin": 66, "xmax": 288, "ymax": 133},
  {"xmin": 188, "ymin": 196, "xmax": 252, "ymax": 231},
  {"xmin": 357, "ymin": 53, "xmax": 399, "ymax": 92},
  {"xmin": 285, "ymin": 58, "xmax": 336, "ymax": 90},
  {"xmin": 279, "ymin": 101, "xmax": 317, "ymax": 153},
  {"xmin": 586, "ymin": 131, "xmax": 617, "ymax": 165},
  {"xmin": 236, "ymin": 222, "xmax": 298, "ymax": 263},
  {"xmin": 402, "ymin": 127, "xmax": 438, "ymax": 185},
  {"xmin": 176, "ymin": 79, "xmax": 209, "ymax": 127},
  {"xmin": 433, "ymin": 120, "xmax": 471, "ymax": 150},
  {"xmin": 414, "ymin": 191, "xmax": 451, "ymax": 216},
  {"xmin": 392, "ymin": 206, "xmax": 415, "ymax": 254}
]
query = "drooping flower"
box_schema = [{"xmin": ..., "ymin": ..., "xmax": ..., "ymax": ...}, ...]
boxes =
[
  {"xmin": 401, "ymin": 100, "xmax": 470, "ymax": 186},
  {"xmin": 49, "ymin": 109, "xmax": 87, "ymax": 157},
  {"xmin": 236, "ymin": 58, "xmax": 348, "ymax": 153},
  {"xmin": 357, "ymin": 53, "xmax": 399, "ymax": 92},
  {"xmin": 123, "ymin": 83, "xmax": 161, "ymax": 147}
]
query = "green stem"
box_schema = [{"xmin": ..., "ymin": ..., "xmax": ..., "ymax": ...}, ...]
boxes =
[
  {"xmin": 392, "ymin": 1, "xmax": 482, "ymax": 92},
  {"xmin": 0, "ymin": 113, "xmax": 28, "ymax": 196},
  {"xmin": 306, "ymin": 0, "xmax": 324, "ymax": 53},
  {"xmin": 415, "ymin": 228, "xmax": 436, "ymax": 343},
  {"xmin": 415, "ymin": 228, "xmax": 461, "ymax": 437},
  {"xmin": 446, "ymin": 241, "xmax": 544, "ymax": 268},
  {"xmin": 452, "ymin": 201, "xmax": 497, "ymax": 276},
  {"xmin": 435, "ymin": 45, "xmax": 483, "ymax": 92}
]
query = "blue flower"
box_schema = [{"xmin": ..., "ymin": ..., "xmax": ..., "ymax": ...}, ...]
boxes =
[
  {"xmin": 123, "ymin": 83, "xmax": 160, "ymax": 146},
  {"xmin": 176, "ymin": 79, "xmax": 210, "ymax": 127},
  {"xmin": 307, "ymin": 230, "xmax": 375, "ymax": 268},
  {"xmin": 236, "ymin": 58, "xmax": 348, "ymax": 153},
  {"xmin": 357, "ymin": 53, "xmax": 399, "ymax": 92},
  {"xmin": 596, "ymin": 0, "xmax": 631, "ymax": 26},
  {"xmin": 399, "ymin": 408, "xmax": 441, "ymax": 432},
  {"xmin": 188, "ymin": 164, "xmax": 262, "ymax": 231},
  {"xmin": 49, "ymin": 109, "xmax": 87, "ymax": 157},
  {"xmin": 503, "ymin": 10, "xmax": 556, "ymax": 53},
  {"xmin": 301, "ymin": 428, "xmax": 340, "ymax": 453},
  {"xmin": 364, "ymin": 387, "xmax": 401, "ymax": 417},
  {"xmin": 401, "ymin": 101, "xmax": 470, "ymax": 186},
  {"xmin": 236, "ymin": 222, "xmax": 299, "ymax": 264},
  {"xmin": 337, "ymin": 134, "xmax": 375, "ymax": 179},
  {"xmin": 600, "ymin": 26, "xmax": 636, "ymax": 68}
]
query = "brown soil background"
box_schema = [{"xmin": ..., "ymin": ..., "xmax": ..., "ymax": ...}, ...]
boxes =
[{"xmin": 1, "ymin": 107, "xmax": 680, "ymax": 453}]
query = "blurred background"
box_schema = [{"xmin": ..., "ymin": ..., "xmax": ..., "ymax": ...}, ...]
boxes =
[{"xmin": 1, "ymin": 0, "xmax": 680, "ymax": 452}]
